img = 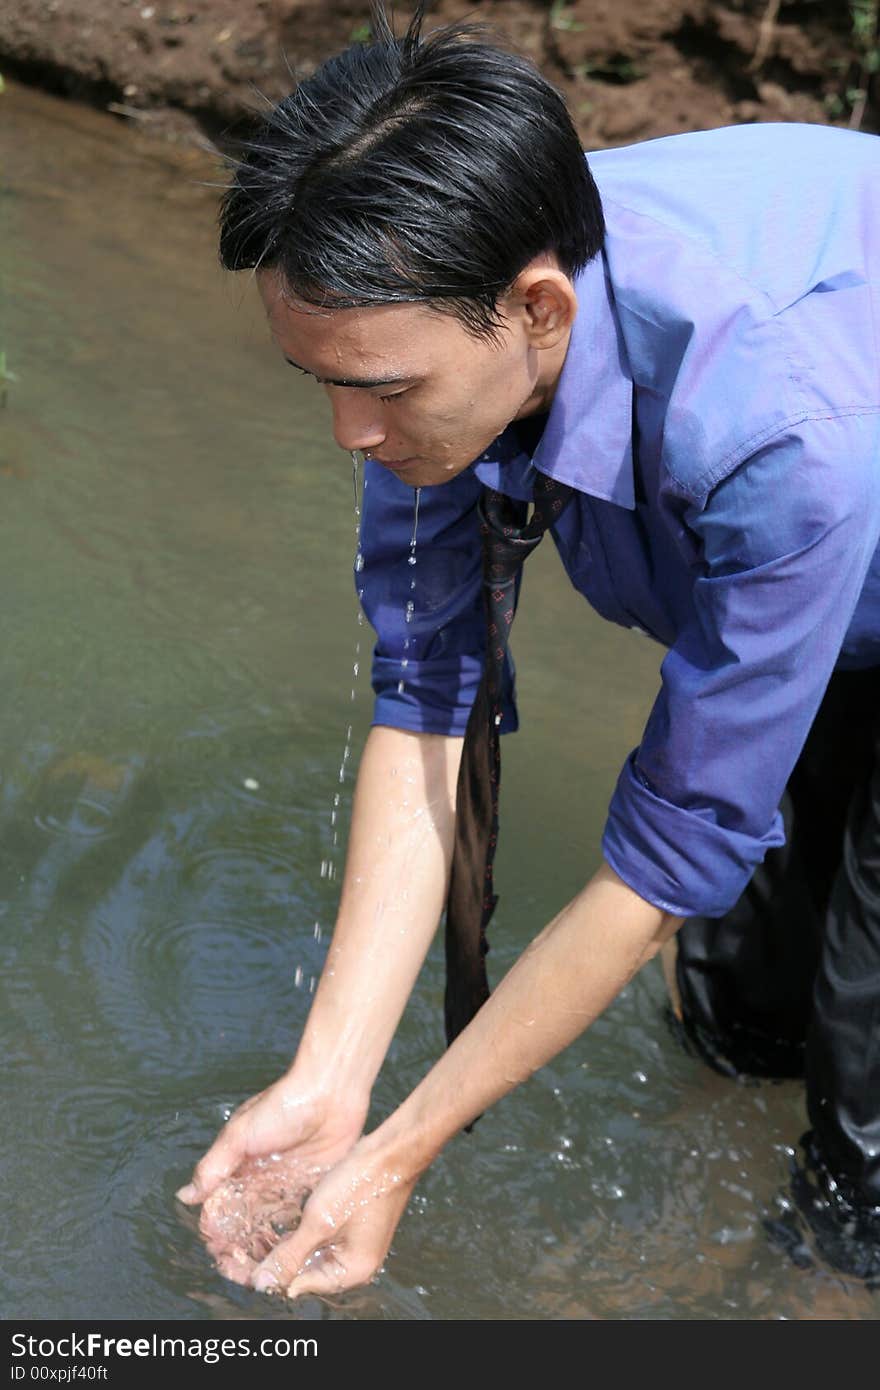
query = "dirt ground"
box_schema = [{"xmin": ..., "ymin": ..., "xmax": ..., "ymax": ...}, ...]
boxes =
[{"xmin": 0, "ymin": 1, "xmax": 876, "ymax": 150}]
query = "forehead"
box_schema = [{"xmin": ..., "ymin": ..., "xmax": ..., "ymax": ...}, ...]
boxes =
[{"xmin": 256, "ymin": 268, "xmax": 482, "ymax": 375}]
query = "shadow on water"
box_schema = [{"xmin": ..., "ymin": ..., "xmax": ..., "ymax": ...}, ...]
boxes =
[{"xmin": 1, "ymin": 81, "xmax": 877, "ymax": 1320}]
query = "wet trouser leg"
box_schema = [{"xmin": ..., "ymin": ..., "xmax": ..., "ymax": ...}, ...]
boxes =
[
  {"xmin": 806, "ymin": 683, "xmax": 880, "ymax": 1212},
  {"xmin": 674, "ymin": 668, "xmax": 880, "ymax": 1249}
]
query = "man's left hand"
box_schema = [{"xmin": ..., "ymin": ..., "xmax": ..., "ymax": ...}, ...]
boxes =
[{"xmin": 242, "ymin": 1137, "xmax": 417, "ymax": 1299}]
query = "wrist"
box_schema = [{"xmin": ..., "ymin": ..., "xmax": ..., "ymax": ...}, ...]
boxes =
[
  {"xmin": 283, "ymin": 1047, "xmax": 372, "ymax": 1122},
  {"xmin": 360, "ymin": 1089, "xmax": 448, "ymax": 1186},
  {"xmin": 289, "ymin": 981, "xmax": 390, "ymax": 1098}
]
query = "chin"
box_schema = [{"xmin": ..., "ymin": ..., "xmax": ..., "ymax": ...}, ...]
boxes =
[{"xmin": 394, "ymin": 464, "xmax": 455, "ymax": 488}]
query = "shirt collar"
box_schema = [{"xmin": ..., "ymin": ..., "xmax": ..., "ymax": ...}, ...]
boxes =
[{"xmin": 533, "ymin": 250, "xmax": 636, "ymax": 510}]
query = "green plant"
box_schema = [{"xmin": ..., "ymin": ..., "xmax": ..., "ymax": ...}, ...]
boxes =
[
  {"xmin": 847, "ymin": 0, "xmax": 879, "ymax": 127},
  {"xmin": 852, "ymin": 0, "xmax": 880, "ymax": 51},
  {"xmin": 349, "ymin": 22, "xmax": 372, "ymax": 44},
  {"xmin": 550, "ymin": 1, "xmax": 583, "ymax": 34},
  {"xmin": 574, "ymin": 56, "xmax": 645, "ymax": 84}
]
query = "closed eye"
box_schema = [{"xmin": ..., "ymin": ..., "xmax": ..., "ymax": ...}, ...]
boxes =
[{"xmin": 285, "ymin": 358, "xmax": 414, "ymax": 399}]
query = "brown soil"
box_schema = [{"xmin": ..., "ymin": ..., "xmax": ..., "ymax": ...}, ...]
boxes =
[{"xmin": 0, "ymin": 1, "xmax": 876, "ymax": 150}]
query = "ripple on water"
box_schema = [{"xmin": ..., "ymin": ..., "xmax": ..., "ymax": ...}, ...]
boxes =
[
  {"xmin": 22, "ymin": 751, "xmax": 142, "ymax": 844},
  {"xmin": 51, "ymin": 1078, "xmax": 160, "ymax": 1165},
  {"xmin": 181, "ymin": 841, "xmax": 299, "ymax": 897},
  {"xmin": 87, "ymin": 907, "xmax": 302, "ymax": 1003},
  {"xmin": 33, "ymin": 795, "xmax": 119, "ymax": 840},
  {"xmin": 82, "ymin": 901, "xmax": 317, "ymax": 1073}
]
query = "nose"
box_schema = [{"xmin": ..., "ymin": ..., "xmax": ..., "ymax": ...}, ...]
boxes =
[{"xmin": 329, "ymin": 388, "xmax": 386, "ymax": 454}]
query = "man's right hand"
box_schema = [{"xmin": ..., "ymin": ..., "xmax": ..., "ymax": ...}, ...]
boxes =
[
  {"xmin": 176, "ymin": 1072, "xmax": 369, "ymax": 1284},
  {"xmin": 177, "ymin": 1071, "xmax": 369, "ymax": 1206}
]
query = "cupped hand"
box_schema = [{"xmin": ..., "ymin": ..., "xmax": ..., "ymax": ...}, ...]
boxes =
[
  {"xmin": 247, "ymin": 1136, "xmax": 418, "ymax": 1300},
  {"xmin": 176, "ymin": 1073, "xmax": 370, "ymax": 1285}
]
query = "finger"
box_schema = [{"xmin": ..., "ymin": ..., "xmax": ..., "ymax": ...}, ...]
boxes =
[
  {"xmin": 176, "ymin": 1120, "xmax": 248, "ymax": 1205},
  {"xmin": 214, "ymin": 1246, "xmax": 258, "ymax": 1287}
]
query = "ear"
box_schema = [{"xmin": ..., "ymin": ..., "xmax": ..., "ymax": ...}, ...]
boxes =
[{"xmin": 506, "ymin": 257, "xmax": 578, "ymax": 351}]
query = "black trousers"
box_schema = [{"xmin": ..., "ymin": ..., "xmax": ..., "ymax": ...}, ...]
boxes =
[{"xmin": 676, "ymin": 667, "xmax": 880, "ymax": 1217}]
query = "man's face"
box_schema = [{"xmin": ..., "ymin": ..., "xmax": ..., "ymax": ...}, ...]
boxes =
[{"xmin": 257, "ymin": 267, "xmax": 568, "ymax": 488}]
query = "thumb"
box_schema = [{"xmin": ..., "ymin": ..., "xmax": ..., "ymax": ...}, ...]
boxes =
[
  {"xmin": 252, "ymin": 1212, "xmax": 334, "ymax": 1295},
  {"xmin": 285, "ymin": 1247, "xmax": 354, "ymax": 1301}
]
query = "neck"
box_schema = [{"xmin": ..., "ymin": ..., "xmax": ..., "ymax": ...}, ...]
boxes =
[{"xmin": 514, "ymin": 326, "xmax": 572, "ymax": 420}]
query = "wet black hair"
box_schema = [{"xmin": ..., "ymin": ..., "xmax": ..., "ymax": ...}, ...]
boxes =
[{"xmin": 218, "ymin": 2, "xmax": 604, "ymax": 338}]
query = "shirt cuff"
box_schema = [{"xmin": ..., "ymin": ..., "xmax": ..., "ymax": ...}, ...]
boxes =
[
  {"xmin": 602, "ymin": 751, "xmax": 785, "ymax": 918},
  {"xmin": 371, "ymin": 651, "xmax": 519, "ymax": 737}
]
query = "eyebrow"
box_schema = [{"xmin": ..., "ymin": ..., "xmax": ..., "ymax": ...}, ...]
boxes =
[{"xmin": 284, "ymin": 356, "xmax": 413, "ymax": 389}]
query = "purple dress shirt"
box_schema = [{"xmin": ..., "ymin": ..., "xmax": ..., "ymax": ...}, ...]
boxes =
[{"xmin": 357, "ymin": 122, "xmax": 880, "ymax": 919}]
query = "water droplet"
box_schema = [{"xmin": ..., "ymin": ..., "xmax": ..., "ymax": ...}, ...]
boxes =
[
  {"xmin": 405, "ymin": 601, "xmax": 414, "ymax": 623},
  {"xmin": 355, "ymin": 552, "xmax": 365, "ymax": 572},
  {"xmin": 294, "ymin": 965, "xmax": 303, "ymax": 988},
  {"xmin": 243, "ymin": 777, "xmax": 259, "ymax": 790},
  {"xmin": 397, "ymin": 680, "xmax": 406, "ymax": 693}
]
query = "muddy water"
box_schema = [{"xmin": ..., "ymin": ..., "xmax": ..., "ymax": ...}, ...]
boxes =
[{"xmin": 1, "ymin": 82, "xmax": 876, "ymax": 1321}]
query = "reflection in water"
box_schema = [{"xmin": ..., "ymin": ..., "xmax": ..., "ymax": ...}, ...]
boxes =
[{"xmin": 1, "ymin": 81, "xmax": 878, "ymax": 1320}]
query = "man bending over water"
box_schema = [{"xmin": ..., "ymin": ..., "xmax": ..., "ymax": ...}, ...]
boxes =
[{"xmin": 177, "ymin": 2, "xmax": 880, "ymax": 1295}]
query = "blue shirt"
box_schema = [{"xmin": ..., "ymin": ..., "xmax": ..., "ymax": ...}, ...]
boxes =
[{"xmin": 357, "ymin": 123, "xmax": 880, "ymax": 919}]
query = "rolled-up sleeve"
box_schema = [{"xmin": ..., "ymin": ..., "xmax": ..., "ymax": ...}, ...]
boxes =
[
  {"xmin": 603, "ymin": 411, "xmax": 880, "ymax": 917},
  {"xmin": 357, "ymin": 458, "xmax": 519, "ymax": 736}
]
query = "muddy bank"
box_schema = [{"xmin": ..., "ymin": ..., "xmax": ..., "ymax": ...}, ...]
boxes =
[{"xmin": 0, "ymin": 1, "xmax": 876, "ymax": 150}]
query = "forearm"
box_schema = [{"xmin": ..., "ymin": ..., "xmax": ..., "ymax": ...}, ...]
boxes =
[
  {"xmin": 291, "ymin": 723, "xmax": 463, "ymax": 1096},
  {"xmin": 370, "ymin": 861, "xmax": 682, "ymax": 1172}
]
